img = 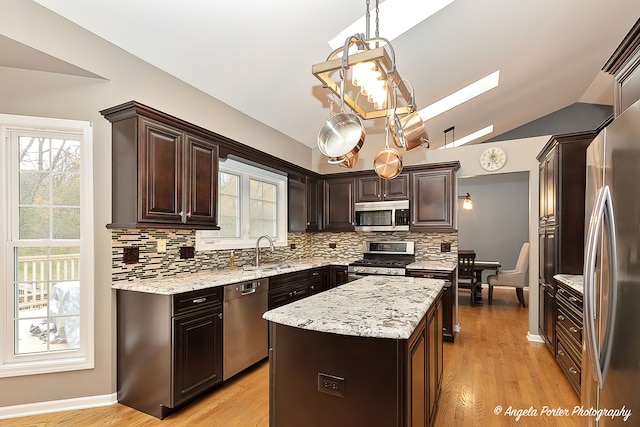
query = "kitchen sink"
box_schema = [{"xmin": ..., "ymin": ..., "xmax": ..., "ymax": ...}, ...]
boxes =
[{"xmin": 243, "ymin": 263, "xmax": 294, "ymax": 272}]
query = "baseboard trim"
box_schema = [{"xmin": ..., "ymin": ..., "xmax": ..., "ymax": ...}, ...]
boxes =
[
  {"xmin": 526, "ymin": 332, "xmax": 545, "ymax": 343},
  {"xmin": 0, "ymin": 392, "xmax": 117, "ymax": 420}
]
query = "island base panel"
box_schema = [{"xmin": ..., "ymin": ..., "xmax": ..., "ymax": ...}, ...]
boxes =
[{"xmin": 269, "ymin": 324, "xmax": 403, "ymax": 427}]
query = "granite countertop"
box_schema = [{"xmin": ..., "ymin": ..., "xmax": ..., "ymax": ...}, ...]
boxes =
[
  {"xmin": 112, "ymin": 258, "xmax": 352, "ymax": 295},
  {"xmin": 406, "ymin": 260, "xmax": 457, "ymax": 272},
  {"xmin": 554, "ymin": 274, "xmax": 583, "ymax": 295},
  {"xmin": 263, "ymin": 275, "xmax": 444, "ymax": 340}
]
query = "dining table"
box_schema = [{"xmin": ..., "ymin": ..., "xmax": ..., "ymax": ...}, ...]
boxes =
[{"xmin": 471, "ymin": 260, "xmax": 501, "ymax": 305}]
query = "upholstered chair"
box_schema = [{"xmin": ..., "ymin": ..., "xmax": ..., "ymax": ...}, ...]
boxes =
[{"xmin": 487, "ymin": 242, "xmax": 530, "ymax": 307}]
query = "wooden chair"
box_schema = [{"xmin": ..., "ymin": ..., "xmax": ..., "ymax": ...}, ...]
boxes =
[
  {"xmin": 458, "ymin": 251, "xmax": 479, "ymax": 306},
  {"xmin": 487, "ymin": 242, "xmax": 530, "ymax": 307}
]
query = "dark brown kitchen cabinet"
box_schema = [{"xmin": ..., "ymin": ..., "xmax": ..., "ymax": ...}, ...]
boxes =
[
  {"xmin": 117, "ymin": 287, "xmax": 223, "ymax": 419},
  {"xmin": 555, "ymin": 282, "xmax": 583, "ymax": 396},
  {"xmin": 268, "ymin": 269, "xmax": 326, "ymax": 309},
  {"xmin": 101, "ymin": 101, "xmax": 219, "ymax": 229},
  {"xmin": 536, "ymin": 130, "xmax": 598, "ymax": 354},
  {"xmin": 328, "ymin": 265, "xmax": 348, "ymax": 290},
  {"xmin": 323, "ymin": 177, "xmax": 355, "ymax": 231},
  {"xmin": 409, "ymin": 163, "xmax": 459, "ymax": 232},
  {"xmin": 406, "ymin": 269, "xmax": 455, "ymax": 343},
  {"xmin": 355, "ymin": 173, "xmax": 409, "ymax": 202},
  {"xmin": 288, "ymin": 175, "xmax": 323, "ymax": 232},
  {"xmin": 407, "ymin": 290, "xmax": 443, "ymax": 427}
]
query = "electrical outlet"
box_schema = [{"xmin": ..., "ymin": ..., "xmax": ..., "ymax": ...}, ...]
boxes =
[
  {"xmin": 290, "ymin": 243, "xmax": 296, "ymax": 250},
  {"xmin": 318, "ymin": 373, "xmax": 344, "ymax": 398},
  {"xmin": 157, "ymin": 239, "xmax": 167, "ymax": 253},
  {"xmin": 329, "ymin": 243, "xmax": 337, "ymax": 249},
  {"xmin": 123, "ymin": 246, "xmax": 139, "ymax": 264},
  {"xmin": 441, "ymin": 242, "xmax": 451, "ymax": 253},
  {"xmin": 180, "ymin": 246, "xmax": 195, "ymax": 259}
]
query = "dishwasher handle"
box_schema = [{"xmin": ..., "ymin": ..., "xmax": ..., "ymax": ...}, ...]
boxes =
[{"xmin": 241, "ymin": 287, "xmax": 256, "ymax": 296}]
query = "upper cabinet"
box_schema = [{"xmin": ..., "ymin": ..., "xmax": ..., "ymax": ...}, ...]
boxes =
[
  {"xmin": 288, "ymin": 175, "xmax": 322, "ymax": 232},
  {"xmin": 323, "ymin": 176, "xmax": 355, "ymax": 232},
  {"xmin": 101, "ymin": 101, "xmax": 219, "ymax": 229},
  {"xmin": 603, "ymin": 19, "xmax": 640, "ymax": 117},
  {"xmin": 355, "ymin": 173, "xmax": 409, "ymax": 202},
  {"xmin": 409, "ymin": 163, "xmax": 459, "ymax": 232}
]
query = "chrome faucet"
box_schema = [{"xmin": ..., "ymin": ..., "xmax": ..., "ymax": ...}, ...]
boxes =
[{"xmin": 255, "ymin": 235, "xmax": 275, "ymax": 267}]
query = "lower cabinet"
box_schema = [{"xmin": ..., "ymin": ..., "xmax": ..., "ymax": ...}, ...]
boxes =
[
  {"xmin": 117, "ymin": 287, "xmax": 223, "ymax": 419},
  {"xmin": 555, "ymin": 282, "xmax": 583, "ymax": 396},
  {"xmin": 268, "ymin": 267, "xmax": 329, "ymax": 310},
  {"xmin": 328, "ymin": 265, "xmax": 348, "ymax": 290},
  {"xmin": 406, "ymin": 269, "xmax": 456, "ymax": 342},
  {"xmin": 407, "ymin": 294, "xmax": 443, "ymax": 426}
]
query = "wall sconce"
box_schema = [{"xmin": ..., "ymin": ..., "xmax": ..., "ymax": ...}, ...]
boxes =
[{"xmin": 459, "ymin": 193, "xmax": 473, "ymax": 210}]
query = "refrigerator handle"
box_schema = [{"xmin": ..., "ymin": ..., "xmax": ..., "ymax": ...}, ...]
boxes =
[{"xmin": 583, "ymin": 185, "xmax": 618, "ymax": 388}]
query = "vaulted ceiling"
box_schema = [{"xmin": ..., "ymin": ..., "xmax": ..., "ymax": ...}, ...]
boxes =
[{"xmin": 27, "ymin": 0, "xmax": 640, "ymax": 156}]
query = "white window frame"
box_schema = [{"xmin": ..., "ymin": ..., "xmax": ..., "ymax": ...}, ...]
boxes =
[
  {"xmin": 196, "ymin": 159, "xmax": 288, "ymax": 251},
  {"xmin": 0, "ymin": 114, "xmax": 94, "ymax": 378}
]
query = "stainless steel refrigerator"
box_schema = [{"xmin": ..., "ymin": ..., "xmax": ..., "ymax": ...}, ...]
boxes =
[{"xmin": 582, "ymin": 98, "xmax": 640, "ymax": 426}]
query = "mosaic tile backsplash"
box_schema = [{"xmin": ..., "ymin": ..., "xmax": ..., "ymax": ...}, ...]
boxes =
[{"xmin": 111, "ymin": 229, "xmax": 458, "ymax": 282}]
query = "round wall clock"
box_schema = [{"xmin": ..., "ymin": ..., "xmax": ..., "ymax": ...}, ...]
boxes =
[{"xmin": 480, "ymin": 147, "xmax": 507, "ymax": 171}]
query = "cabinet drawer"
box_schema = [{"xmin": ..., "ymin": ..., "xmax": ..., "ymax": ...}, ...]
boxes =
[
  {"xmin": 556, "ymin": 285, "xmax": 583, "ymax": 314},
  {"xmin": 557, "ymin": 306, "xmax": 582, "ymax": 345},
  {"xmin": 557, "ymin": 340, "xmax": 581, "ymax": 389},
  {"xmin": 270, "ymin": 270, "xmax": 309, "ymax": 290},
  {"xmin": 406, "ymin": 270, "xmax": 452, "ymax": 281},
  {"xmin": 173, "ymin": 287, "xmax": 222, "ymax": 316}
]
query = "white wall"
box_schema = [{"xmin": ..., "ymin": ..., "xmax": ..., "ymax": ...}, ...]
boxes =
[{"xmin": 458, "ymin": 172, "xmax": 529, "ymax": 280}]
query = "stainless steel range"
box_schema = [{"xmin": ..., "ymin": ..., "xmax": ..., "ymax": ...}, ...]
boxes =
[{"xmin": 348, "ymin": 241, "xmax": 415, "ymax": 279}]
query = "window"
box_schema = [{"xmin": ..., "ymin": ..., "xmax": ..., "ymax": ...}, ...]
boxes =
[
  {"xmin": 196, "ymin": 159, "xmax": 287, "ymax": 250},
  {"xmin": 0, "ymin": 114, "xmax": 94, "ymax": 377}
]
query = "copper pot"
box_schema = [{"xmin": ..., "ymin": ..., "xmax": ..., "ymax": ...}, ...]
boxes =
[
  {"xmin": 374, "ymin": 147, "xmax": 403, "ymax": 179},
  {"xmin": 390, "ymin": 111, "xmax": 429, "ymax": 150}
]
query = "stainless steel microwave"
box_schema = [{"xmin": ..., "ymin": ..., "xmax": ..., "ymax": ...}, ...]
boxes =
[{"xmin": 354, "ymin": 200, "xmax": 410, "ymax": 231}]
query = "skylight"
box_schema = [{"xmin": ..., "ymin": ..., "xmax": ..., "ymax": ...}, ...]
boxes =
[
  {"xmin": 328, "ymin": 0, "xmax": 455, "ymax": 50},
  {"xmin": 439, "ymin": 125, "xmax": 494, "ymax": 149},
  {"xmin": 418, "ymin": 71, "xmax": 500, "ymax": 122}
]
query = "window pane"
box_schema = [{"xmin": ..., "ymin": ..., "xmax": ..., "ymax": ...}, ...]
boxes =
[
  {"xmin": 19, "ymin": 137, "xmax": 50, "ymax": 171},
  {"xmin": 262, "ymin": 183, "xmax": 276, "ymax": 202},
  {"xmin": 52, "ymin": 173, "xmax": 80, "ymax": 206},
  {"xmin": 50, "ymin": 139, "xmax": 80, "ymax": 173},
  {"xmin": 53, "ymin": 207, "xmax": 80, "ymax": 239},
  {"xmin": 219, "ymin": 172, "xmax": 238, "ymax": 195},
  {"xmin": 263, "ymin": 220, "xmax": 276, "ymax": 237},
  {"xmin": 219, "ymin": 216, "xmax": 239, "ymax": 238},
  {"xmin": 249, "ymin": 219, "xmax": 262, "ymax": 238},
  {"xmin": 19, "ymin": 171, "xmax": 50, "ymax": 205},
  {"xmin": 19, "ymin": 207, "xmax": 50, "ymax": 239},
  {"xmin": 250, "ymin": 179, "xmax": 261, "ymax": 199},
  {"xmin": 14, "ymin": 247, "xmax": 80, "ymax": 355},
  {"xmin": 249, "ymin": 199, "xmax": 261, "ymax": 219},
  {"xmin": 262, "ymin": 201, "xmax": 275, "ymax": 220},
  {"xmin": 219, "ymin": 194, "xmax": 238, "ymax": 216}
]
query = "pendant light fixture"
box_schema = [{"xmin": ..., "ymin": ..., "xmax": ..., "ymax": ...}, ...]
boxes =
[{"xmin": 312, "ymin": 0, "xmax": 429, "ymax": 175}]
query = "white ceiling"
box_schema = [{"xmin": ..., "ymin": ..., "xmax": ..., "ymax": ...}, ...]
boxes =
[{"xmin": 32, "ymin": 0, "xmax": 640, "ymax": 151}]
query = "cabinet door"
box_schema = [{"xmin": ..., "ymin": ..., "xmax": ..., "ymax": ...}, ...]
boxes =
[
  {"xmin": 139, "ymin": 117, "xmax": 183, "ymax": 223},
  {"xmin": 306, "ymin": 177, "xmax": 322, "ymax": 231},
  {"xmin": 410, "ymin": 169, "xmax": 455, "ymax": 231},
  {"xmin": 544, "ymin": 149, "xmax": 557, "ymax": 225},
  {"xmin": 428, "ymin": 303, "xmax": 439, "ymax": 424},
  {"xmin": 408, "ymin": 320, "xmax": 427, "ymax": 427},
  {"xmin": 288, "ymin": 177, "xmax": 307, "ymax": 232},
  {"xmin": 356, "ymin": 175, "xmax": 382, "ymax": 202},
  {"xmin": 324, "ymin": 178, "xmax": 355, "ymax": 231},
  {"xmin": 184, "ymin": 134, "xmax": 218, "ymax": 227},
  {"xmin": 544, "ymin": 287, "xmax": 557, "ymax": 352},
  {"xmin": 382, "ymin": 173, "xmax": 409, "ymax": 200},
  {"xmin": 173, "ymin": 307, "xmax": 222, "ymax": 406}
]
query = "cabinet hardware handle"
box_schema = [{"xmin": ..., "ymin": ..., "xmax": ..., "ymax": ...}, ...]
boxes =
[
  {"xmin": 570, "ymin": 327, "xmax": 579, "ymax": 333},
  {"xmin": 192, "ymin": 297, "xmax": 207, "ymax": 303},
  {"xmin": 569, "ymin": 367, "xmax": 578, "ymax": 374},
  {"xmin": 288, "ymin": 292, "xmax": 293, "ymax": 297},
  {"xmin": 558, "ymin": 288, "xmax": 565, "ymax": 293},
  {"xmin": 558, "ymin": 315, "xmax": 565, "ymax": 321},
  {"xmin": 569, "ymin": 296, "xmax": 578, "ymax": 302},
  {"xmin": 187, "ymin": 211, "xmax": 192, "ymax": 218},
  {"xmin": 311, "ymin": 285, "xmax": 315, "ymax": 290},
  {"xmin": 307, "ymin": 222, "xmax": 310, "ymax": 225},
  {"xmin": 218, "ymin": 313, "xmax": 223, "ymax": 319},
  {"xmin": 558, "ymin": 349, "xmax": 565, "ymax": 356},
  {"xmin": 179, "ymin": 210, "xmax": 186, "ymax": 223}
]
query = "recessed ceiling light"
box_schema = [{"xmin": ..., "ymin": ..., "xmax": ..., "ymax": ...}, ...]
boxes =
[
  {"xmin": 419, "ymin": 71, "xmax": 500, "ymax": 122},
  {"xmin": 439, "ymin": 125, "xmax": 494, "ymax": 149},
  {"xmin": 328, "ymin": 0, "xmax": 455, "ymax": 50}
]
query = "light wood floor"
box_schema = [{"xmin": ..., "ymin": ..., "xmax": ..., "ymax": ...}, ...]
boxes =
[{"xmin": 1, "ymin": 287, "xmax": 579, "ymax": 427}]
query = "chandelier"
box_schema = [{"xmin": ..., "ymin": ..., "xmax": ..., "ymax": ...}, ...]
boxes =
[{"xmin": 312, "ymin": 0, "xmax": 429, "ymax": 178}]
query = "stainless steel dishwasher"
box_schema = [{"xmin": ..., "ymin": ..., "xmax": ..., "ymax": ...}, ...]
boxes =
[{"xmin": 223, "ymin": 278, "xmax": 269, "ymax": 380}]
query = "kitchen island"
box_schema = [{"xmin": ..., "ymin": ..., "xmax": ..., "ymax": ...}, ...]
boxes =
[{"xmin": 263, "ymin": 275, "xmax": 445, "ymax": 427}]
